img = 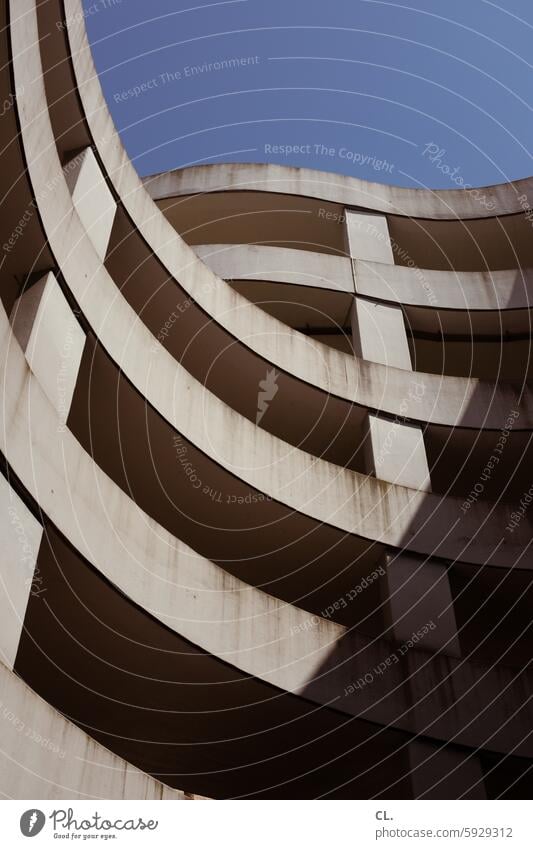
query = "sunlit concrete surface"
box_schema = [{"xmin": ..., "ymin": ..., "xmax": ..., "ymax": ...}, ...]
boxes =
[
  {"xmin": 0, "ymin": 0, "xmax": 532, "ymax": 800},
  {"xmin": 0, "ymin": 664, "xmax": 188, "ymax": 800}
]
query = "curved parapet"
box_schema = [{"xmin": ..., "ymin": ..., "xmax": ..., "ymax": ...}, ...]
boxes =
[
  {"xmin": 194, "ymin": 244, "xmax": 533, "ymax": 313},
  {"xmin": 8, "ymin": 1, "xmax": 526, "ymax": 570},
  {"xmin": 143, "ymin": 161, "xmax": 533, "ymax": 221},
  {"xmin": 0, "ymin": 664, "xmax": 189, "ymax": 800},
  {"xmin": 57, "ymin": 0, "xmax": 533, "ymax": 436},
  {"xmin": 0, "ymin": 470, "xmax": 191, "ymax": 800},
  {"xmin": 3, "ymin": 298, "xmax": 532, "ymax": 753},
  {"xmin": 0, "ymin": 0, "xmax": 532, "ymax": 800}
]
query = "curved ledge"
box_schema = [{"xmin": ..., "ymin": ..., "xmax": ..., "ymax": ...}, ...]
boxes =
[
  {"xmin": 2, "ymin": 0, "xmax": 533, "ymax": 798},
  {"xmin": 8, "ymin": 3, "xmax": 529, "ymax": 572},
  {"xmin": 61, "ymin": 2, "xmax": 533, "ymax": 435},
  {"xmin": 0, "ymin": 662, "xmax": 186, "ymax": 799},
  {"xmin": 195, "ymin": 242, "xmax": 533, "ymax": 313},
  {"xmin": 3, "ymin": 307, "xmax": 533, "ymax": 760},
  {"xmin": 195, "ymin": 243, "xmax": 355, "ymax": 295},
  {"xmin": 354, "ymin": 262, "xmax": 533, "ymax": 314},
  {"xmin": 143, "ymin": 162, "xmax": 533, "ymax": 222}
]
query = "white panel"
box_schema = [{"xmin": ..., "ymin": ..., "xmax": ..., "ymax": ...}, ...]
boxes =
[
  {"xmin": 64, "ymin": 147, "xmax": 116, "ymax": 260},
  {"xmin": 0, "ymin": 475, "xmax": 43, "ymax": 669},
  {"xmin": 365, "ymin": 413, "xmax": 431, "ymax": 492},
  {"xmin": 351, "ymin": 296, "xmax": 412, "ymax": 369},
  {"xmin": 345, "ymin": 210, "xmax": 394, "ymax": 264},
  {"xmin": 10, "ymin": 272, "xmax": 85, "ymax": 427}
]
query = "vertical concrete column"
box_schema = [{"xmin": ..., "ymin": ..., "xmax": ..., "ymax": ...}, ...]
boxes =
[
  {"xmin": 10, "ymin": 272, "xmax": 86, "ymax": 428},
  {"xmin": 344, "ymin": 210, "xmax": 395, "ymax": 265},
  {"xmin": 381, "ymin": 551, "xmax": 461, "ymax": 657},
  {"xmin": 345, "ymin": 211, "xmax": 458, "ymax": 654},
  {"xmin": 345, "ymin": 210, "xmax": 412, "ymax": 369},
  {"xmin": 346, "ymin": 209, "xmax": 411, "ymax": 367},
  {"xmin": 0, "ymin": 474, "xmax": 43, "ymax": 670},
  {"xmin": 345, "ymin": 210, "xmax": 430, "ymax": 491},
  {"xmin": 64, "ymin": 147, "xmax": 116, "ymax": 260},
  {"xmin": 408, "ymin": 740, "xmax": 486, "ymax": 799},
  {"xmin": 364, "ymin": 413, "xmax": 431, "ymax": 491},
  {"xmin": 376, "ymin": 538, "xmax": 464, "ymax": 659},
  {"xmin": 350, "ymin": 297, "xmax": 412, "ymax": 368}
]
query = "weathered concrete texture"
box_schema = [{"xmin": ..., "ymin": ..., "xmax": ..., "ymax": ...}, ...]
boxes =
[
  {"xmin": 11, "ymin": 24, "xmax": 526, "ymax": 569},
  {"xmin": 143, "ymin": 160, "xmax": 533, "ymax": 221},
  {"xmin": 0, "ymin": 662, "xmax": 186, "ymax": 799},
  {"xmin": 20, "ymin": 24, "xmax": 533, "ymax": 572},
  {"xmin": 195, "ymin": 246, "xmax": 533, "ymax": 312},
  {"xmin": 0, "ymin": 476, "xmax": 42, "ymax": 671},
  {"xmin": 3, "ymin": 301, "xmax": 533, "ymax": 756},
  {"xmin": 0, "ymin": 0, "xmax": 530, "ymax": 800},
  {"xmin": 64, "ymin": 147, "xmax": 116, "ymax": 260},
  {"xmin": 194, "ymin": 243, "xmax": 355, "ymax": 292},
  {"xmin": 354, "ymin": 261, "xmax": 533, "ymax": 311},
  {"xmin": 10, "ymin": 272, "xmax": 85, "ymax": 424}
]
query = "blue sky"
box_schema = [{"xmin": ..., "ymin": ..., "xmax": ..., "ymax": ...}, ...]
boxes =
[{"xmin": 83, "ymin": 0, "xmax": 533, "ymax": 188}]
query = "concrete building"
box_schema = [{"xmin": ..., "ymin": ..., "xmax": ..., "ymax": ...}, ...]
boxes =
[{"xmin": 0, "ymin": 0, "xmax": 532, "ymax": 799}]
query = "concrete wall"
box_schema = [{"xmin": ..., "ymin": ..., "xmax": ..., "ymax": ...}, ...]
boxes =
[
  {"xmin": 0, "ymin": 476, "xmax": 42, "ymax": 671},
  {"xmin": 0, "ymin": 0, "xmax": 531, "ymax": 799},
  {"xmin": 11, "ymin": 16, "xmax": 525, "ymax": 569},
  {"xmin": 10, "ymin": 272, "xmax": 85, "ymax": 425},
  {"xmin": 0, "ymin": 663, "xmax": 186, "ymax": 799},
  {"xmin": 64, "ymin": 147, "xmax": 116, "ymax": 260},
  {"xmin": 63, "ymin": 1, "xmax": 533, "ymax": 434},
  {"xmin": 143, "ymin": 162, "xmax": 533, "ymax": 221}
]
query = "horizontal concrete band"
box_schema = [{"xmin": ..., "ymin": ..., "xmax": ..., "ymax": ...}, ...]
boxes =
[
  {"xmin": 353, "ymin": 262, "xmax": 533, "ymax": 313},
  {"xmin": 194, "ymin": 243, "xmax": 356, "ymax": 294},
  {"xmin": 10, "ymin": 4, "xmax": 530, "ymax": 570},
  {"xmin": 2, "ymin": 301, "xmax": 533, "ymax": 758},
  {"xmin": 143, "ymin": 163, "xmax": 533, "ymax": 222},
  {"xmin": 60, "ymin": 3, "xmax": 533, "ymax": 434},
  {"xmin": 194, "ymin": 244, "xmax": 533, "ymax": 313}
]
